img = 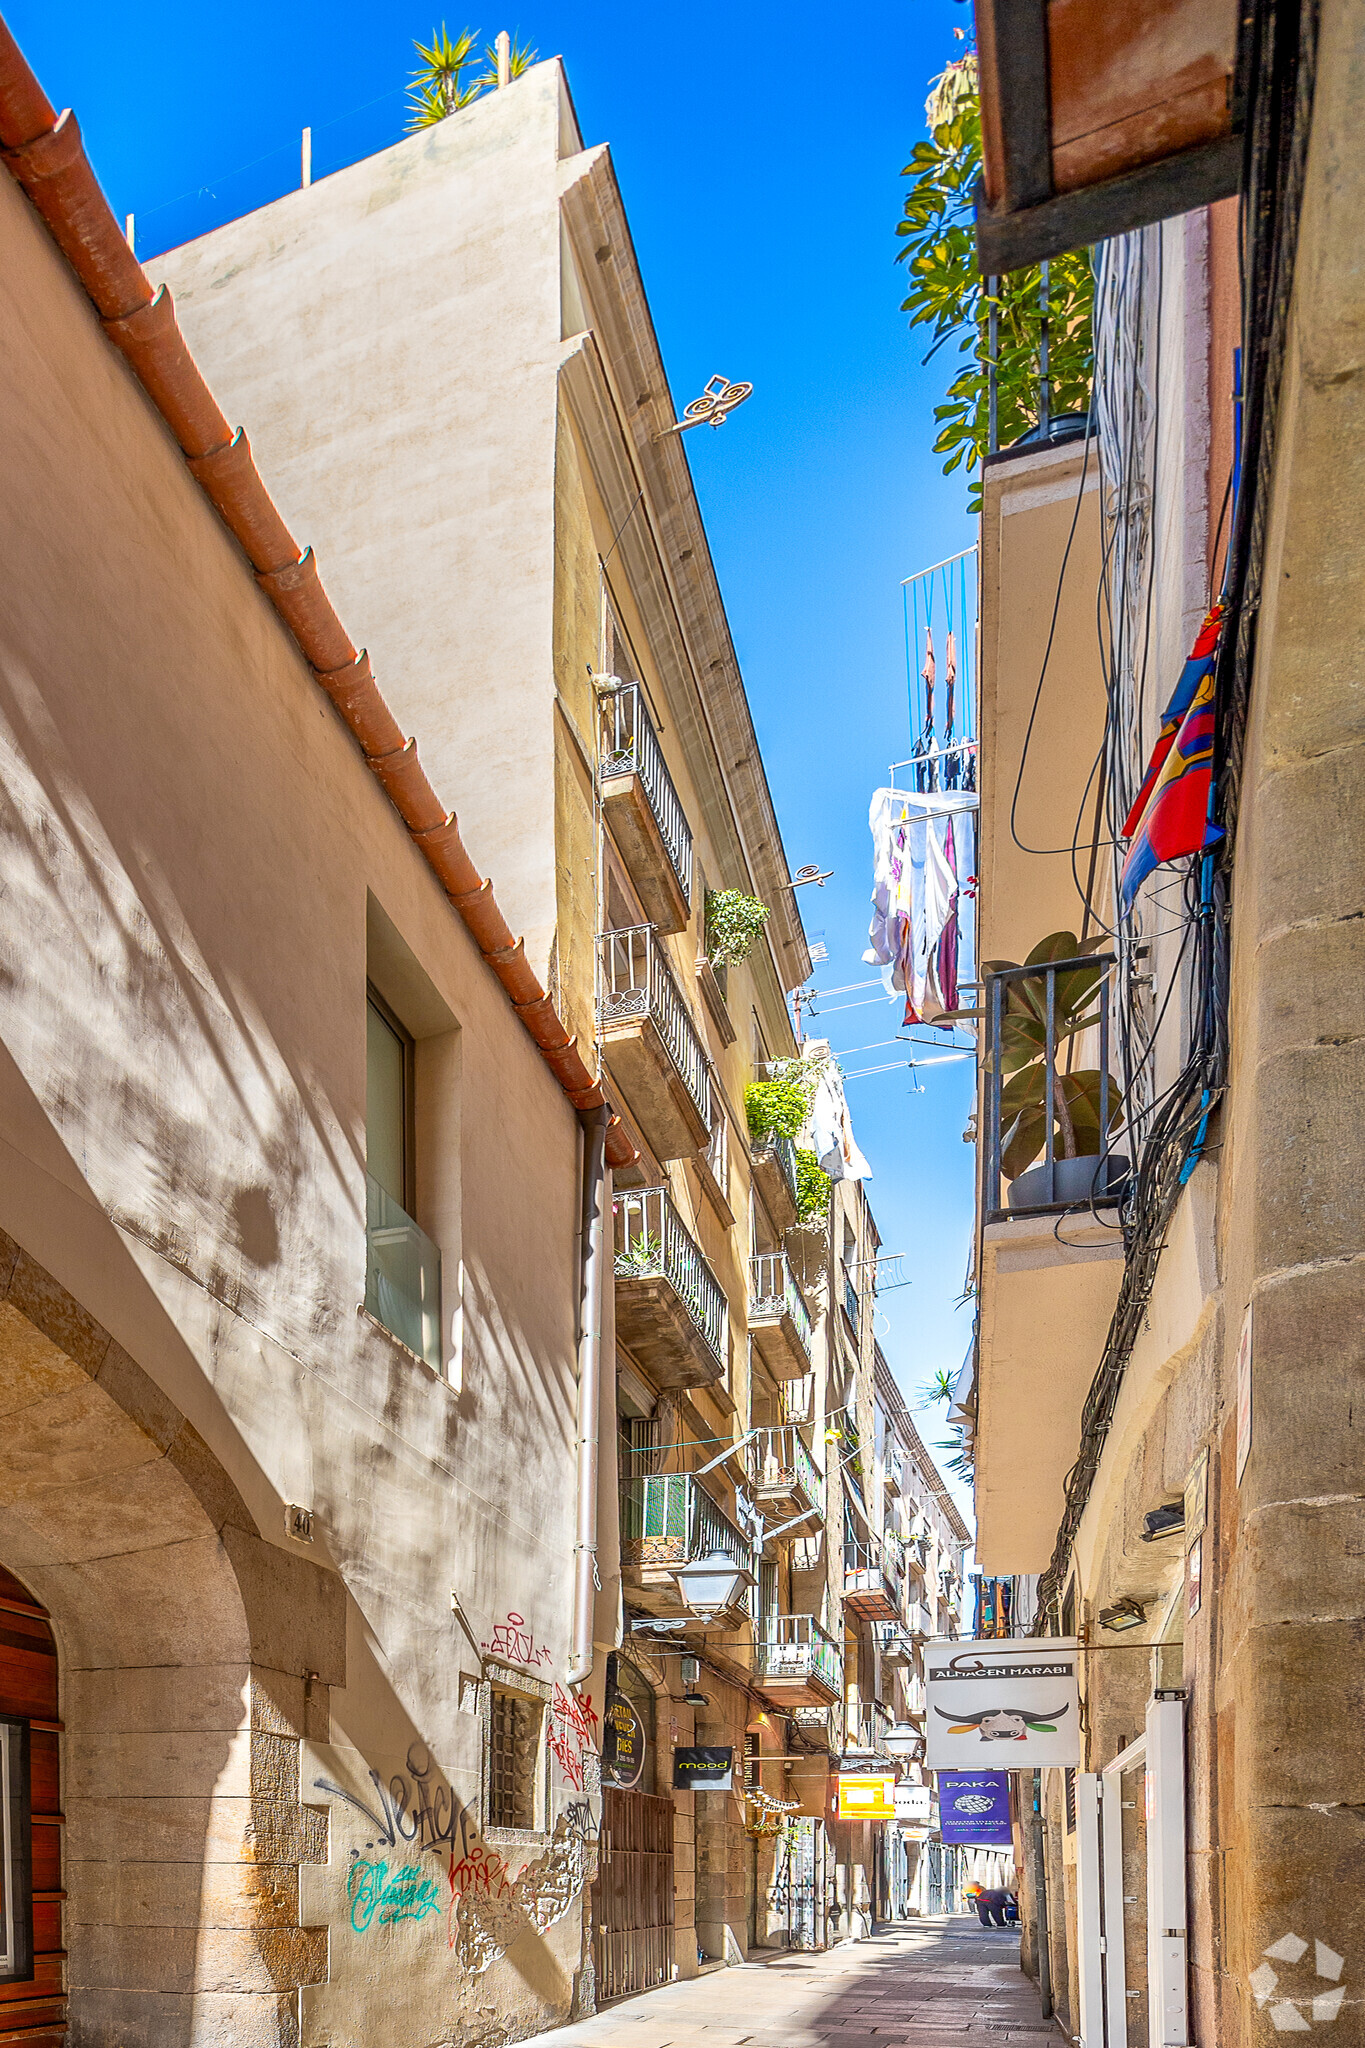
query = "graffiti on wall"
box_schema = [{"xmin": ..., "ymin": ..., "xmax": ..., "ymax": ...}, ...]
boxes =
[
  {"xmin": 348, "ymin": 1855, "xmax": 444, "ymax": 1932},
  {"xmin": 314, "ymin": 1735, "xmax": 601, "ymax": 1975},
  {"xmin": 481, "ymin": 1611, "xmax": 553, "ymax": 1669},
  {"xmin": 547, "ymin": 1683, "xmax": 599, "ymax": 1792}
]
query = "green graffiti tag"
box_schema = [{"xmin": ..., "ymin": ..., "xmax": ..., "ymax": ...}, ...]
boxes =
[{"xmin": 347, "ymin": 1854, "xmax": 443, "ymax": 1932}]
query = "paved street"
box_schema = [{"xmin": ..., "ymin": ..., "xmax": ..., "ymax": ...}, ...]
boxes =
[{"xmin": 533, "ymin": 1920, "xmax": 1065, "ymax": 2048}]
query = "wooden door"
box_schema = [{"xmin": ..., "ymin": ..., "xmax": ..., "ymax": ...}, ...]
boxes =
[
  {"xmin": 591, "ymin": 1787, "xmax": 675, "ymax": 2002},
  {"xmin": 0, "ymin": 1563, "xmax": 64, "ymax": 2043}
]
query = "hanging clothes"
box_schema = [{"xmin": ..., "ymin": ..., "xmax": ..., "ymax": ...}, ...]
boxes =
[
  {"xmin": 1119, "ymin": 602, "xmax": 1226, "ymax": 911},
  {"xmin": 913, "ymin": 628, "xmax": 937, "ymax": 792},
  {"xmin": 806, "ymin": 1049, "xmax": 871, "ymax": 1183},
  {"xmin": 864, "ymin": 788, "xmax": 976, "ymax": 1027},
  {"xmin": 942, "ymin": 630, "xmax": 960, "ymax": 791}
]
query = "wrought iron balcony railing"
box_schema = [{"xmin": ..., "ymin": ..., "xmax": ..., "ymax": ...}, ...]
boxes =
[
  {"xmin": 619, "ymin": 1470, "xmax": 751, "ymax": 1610},
  {"xmin": 844, "ymin": 1701, "xmax": 895, "ymax": 1754},
  {"xmin": 749, "ymin": 1253, "xmax": 812, "ymax": 1358},
  {"xmin": 746, "ymin": 1425, "xmax": 822, "ymax": 1510},
  {"xmin": 982, "ymin": 951, "xmax": 1129, "ymax": 1221},
  {"xmin": 614, "ymin": 1186, "xmax": 727, "ymax": 1367},
  {"xmin": 599, "ymin": 681, "xmax": 693, "ymax": 908},
  {"xmin": 599, "ymin": 925, "xmax": 710, "ymax": 1130},
  {"xmin": 755, "ymin": 1614, "xmax": 842, "ymax": 1695}
]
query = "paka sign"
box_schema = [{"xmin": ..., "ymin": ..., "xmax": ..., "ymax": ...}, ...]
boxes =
[
  {"xmin": 837, "ymin": 1773, "xmax": 896, "ymax": 1821},
  {"xmin": 937, "ymin": 1769, "xmax": 1014, "ymax": 1845},
  {"xmin": 924, "ymin": 1638, "xmax": 1080, "ymax": 1769}
]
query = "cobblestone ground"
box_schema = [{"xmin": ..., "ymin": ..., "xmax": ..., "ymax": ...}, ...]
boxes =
[{"xmin": 530, "ymin": 1918, "xmax": 1066, "ymax": 2047}]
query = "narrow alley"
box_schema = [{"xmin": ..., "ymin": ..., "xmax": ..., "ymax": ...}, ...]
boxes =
[{"xmin": 529, "ymin": 1922, "xmax": 1063, "ymax": 2048}]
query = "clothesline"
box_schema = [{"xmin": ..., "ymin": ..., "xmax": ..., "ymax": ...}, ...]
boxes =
[{"xmin": 842, "ymin": 1053, "xmax": 974, "ymax": 1080}]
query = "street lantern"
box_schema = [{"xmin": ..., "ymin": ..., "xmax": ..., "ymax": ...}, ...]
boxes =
[{"xmin": 671, "ymin": 1551, "xmax": 752, "ymax": 1619}]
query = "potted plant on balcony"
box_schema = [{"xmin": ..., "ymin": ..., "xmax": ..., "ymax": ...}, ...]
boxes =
[{"xmin": 983, "ymin": 930, "xmax": 1128, "ymax": 1208}]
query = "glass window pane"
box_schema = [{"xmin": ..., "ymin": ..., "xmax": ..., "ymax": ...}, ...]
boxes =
[{"xmin": 366, "ymin": 998, "xmax": 406, "ymax": 1205}]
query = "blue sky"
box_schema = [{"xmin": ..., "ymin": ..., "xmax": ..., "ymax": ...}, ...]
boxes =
[{"xmin": 8, "ymin": 0, "xmax": 979, "ymax": 1516}]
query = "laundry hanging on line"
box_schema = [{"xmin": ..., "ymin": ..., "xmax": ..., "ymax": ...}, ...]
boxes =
[{"xmin": 863, "ymin": 788, "xmax": 977, "ymax": 1028}]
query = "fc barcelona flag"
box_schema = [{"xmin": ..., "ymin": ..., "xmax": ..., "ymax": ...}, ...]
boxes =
[{"xmin": 1119, "ymin": 604, "xmax": 1226, "ymax": 912}]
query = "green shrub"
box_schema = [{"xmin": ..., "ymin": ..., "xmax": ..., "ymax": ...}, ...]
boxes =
[
  {"xmin": 705, "ymin": 889, "xmax": 771, "ymax": 968},
  {"xmin": 795, "ymin": 1149, "xmax": 831, "ymax": 1222},
  {"xmin": 744, "ymin": 1077, "xmax": 810, "ymax": 1144}
]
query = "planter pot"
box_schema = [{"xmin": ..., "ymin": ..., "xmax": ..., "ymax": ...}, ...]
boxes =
[{"xmin": 1008, "ymin": 1153, "xmax": 1130, "ymax": 1210}]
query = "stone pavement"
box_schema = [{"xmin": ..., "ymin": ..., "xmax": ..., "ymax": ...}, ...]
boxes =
[{"xmin": 530, "ymin": 1918, "xmax": 1067, "ymax": 2047}]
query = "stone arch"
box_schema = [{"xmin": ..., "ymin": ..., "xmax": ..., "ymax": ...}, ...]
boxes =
[{"xmin": 0, "ymin": 1226, "xmax": 343, "ymax": 2047}]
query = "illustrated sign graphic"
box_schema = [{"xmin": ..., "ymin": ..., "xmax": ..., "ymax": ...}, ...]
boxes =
[
  {"xmin": 924, "ymin": 1638, "xmax": 1080, "ymax": 1769},
  {"xmin": 601, "ymin": 1693, "xmax": 644, "ymax": 1789},
  {"xmin": 837, "ymin": 1773, "xmax": 896, "ymax": 1821},
  {"xmin": 672, "ymin": 1746, "xmax": 733, "ymax": 1792},
  {"xmin": 936, "ymin": 1770, "xmax": 1013, "ymax": 1845}
]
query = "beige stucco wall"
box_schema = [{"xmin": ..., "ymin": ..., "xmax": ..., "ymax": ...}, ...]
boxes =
[
  {"xmin": 0, "ymin": 130, "xmax": 593, "ymax": 2046},
  {"xmin": 154, "ymin": 64, "xmax": 573, "ymax": 982}
]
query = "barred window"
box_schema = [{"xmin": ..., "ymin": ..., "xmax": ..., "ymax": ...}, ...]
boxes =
[{"xmin": 488, "ymin": 1687, "xmax": 542, "ymax": 1832}]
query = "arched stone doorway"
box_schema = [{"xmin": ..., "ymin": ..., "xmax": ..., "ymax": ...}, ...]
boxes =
[{"xmin": 0, "ymin": 1230, "xmax": 343, "ymax": 2046}]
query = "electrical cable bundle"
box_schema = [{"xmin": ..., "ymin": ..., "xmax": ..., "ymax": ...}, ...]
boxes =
[{"xmin": 1031, "ymin": 0, "xmax": 1319, "ymax": 1630}]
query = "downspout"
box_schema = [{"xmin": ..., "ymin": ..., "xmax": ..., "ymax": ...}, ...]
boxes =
[{"xmin": 568, "ymin": 1103, "xmax": 610, "ymax": 1685}]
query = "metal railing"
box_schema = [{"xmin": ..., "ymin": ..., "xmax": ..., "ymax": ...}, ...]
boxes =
[
  {"xmin": 779, "ymin": 1377, "xmax": 814, "ymax": 1425},
  {"xmin": 755, "ymin": 1614, "xmax": 842, "ymax": 1694},
  {"xmin": 844, "ymin": 1702, "xmax": 894, "ymax": 1753},
  {"xmin": 364, "ymin": 1174, "xmax": 442, "ymax": 1371},
  {"xmin": 619, "ymin": 1471, "xmax": 751, "ymax": 1609},
  {"xmin": 599, "ymin": 925, "xmax": 710, "ymax": 1129},
  {"xmin": 753, "ymin": 1129, "xmax": 800, "ymax": 1209},
  {"xmin": 982, "ymin": 952, "xmax": 1127, "ymax": 1220},
  {"xmin": 843, "ymin": 1536, "xmax": 891, "ymax": 1585},
  {"xmin": 614, "ymin": 1187, "xmax": 727, "ymax": 1365},
  {"xmin": 746, "ymin": 1426, "xmax": 822, "ymax": 1508},
  {"xmin": 599, "ymin": 681, "xmax": 693, "ymax": 906},
  {"xmin": 749, "ymin": 1253, "xmax": 812, "ymax": 1357}
]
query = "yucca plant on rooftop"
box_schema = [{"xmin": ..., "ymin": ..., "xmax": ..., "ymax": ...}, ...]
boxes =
[{"xmin": 407, "ymin": 25, "xmax": 484, "ymax": 128}]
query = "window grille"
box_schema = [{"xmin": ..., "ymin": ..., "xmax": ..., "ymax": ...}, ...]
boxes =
[{"xmin": 489, "ymin": 1688, "xmax": 542, "ymax": 1832}]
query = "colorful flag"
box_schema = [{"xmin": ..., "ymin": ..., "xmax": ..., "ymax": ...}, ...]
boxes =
[{"xmin": 1119, "ymin": 605, "xmax": 1227, "ymax": 912}]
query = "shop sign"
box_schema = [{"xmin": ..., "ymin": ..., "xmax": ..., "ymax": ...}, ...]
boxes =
[
  {"xmin": 937, "ymin": 1769, "xmax": 1013, "ymax": 1845},
  {"xmin": 837, "ymin": 1773, "xmax": 896, "ymax": 1821},
  {"xmin": 924, "ymin": 1638, "xmax": 1080, "ymax": 1768},
  {"xmin": 672, "ymin": 1745, "xmax": 733, "ymax": 1792},
  {"xmin": 602, "ymin": 1692, "xmax": 645, "ymax": 1788},
  {"xmin": 894, "ymin": 1782, "xmax": 933, "ymax": 1820}
]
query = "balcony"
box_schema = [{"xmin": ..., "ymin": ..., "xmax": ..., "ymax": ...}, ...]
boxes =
[
  {"xmin": 613, "ymin": 1188, "xmax": 727, "ymax": 1391},
  {"xmin": 843, "ymin": 1701, "xmax": 895, "ymax": 1762},
  {"xmin": 620, "ymin": 1471, "xmax": 752, "ymax": 1622},
  {"xmin": 876, "ymin": 1624, "xmax": 914, "ymax": 1669},
  {"xmin": 982, "ymin": 952, "xmax": 1127, "ymax": 1220},
  {"xmin": 750, "ymin": 1132, "xmax": 799, "ymax": 1232},
  {"xmin": 364, "ymin": 1174, "xmax": 442, "ymax": 1371},
  {"xmin": 843, "ymin": 1537, "xmax": 899, "ymax": 1622},
  {"xmin": 748, "ymin": 1254, "xmax": 813, "ymax": 1381},
  {"xmin": 598, "ymin": 682, "xmax": 693, "ymax": 935},
  {"xmin": 755, "ymin": 1615, "xmax": 842, "ymax": 1709},
  {"xmin": 902, "ymin": 1600, "xmax": 932, "ymax": 1639},
  {"xmin": 746, "ymin": 1426, "xmax": 822, "ymax": 1522},
  {"xmin": 791, "ymin": 1703, "xmax": 843, "ymax": 1755},
  {"xmin": 599, "ymin": 926, "xmax": 710, "ymax": 1160}
]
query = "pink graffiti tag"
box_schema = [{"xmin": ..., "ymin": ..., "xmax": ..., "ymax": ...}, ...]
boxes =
[
  {"xmin": 547, "ymin": 1683, "xmax": 599, "ymax": 1792},
  {"xmin": 481, "ymin": 1611, "xmax": 553, "ymax": 1670}
]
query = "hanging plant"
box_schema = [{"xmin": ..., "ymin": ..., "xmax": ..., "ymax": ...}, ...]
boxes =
[
  {"xmin": 794, "ymin": 1149, "xmax": 832, "ymax": 1223},
  {"xmin": 704, "ymin": 889, "xmax": 771, "ymax": 969}
]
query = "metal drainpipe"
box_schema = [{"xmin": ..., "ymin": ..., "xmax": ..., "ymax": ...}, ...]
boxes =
[
  {"xmin": 567, "ymin": 1104, "xmax": 610, "ymax": 1685},
  {"xmin": 1032, "ymin": 1770, "xmax": 1053, "ymax": 2018}
]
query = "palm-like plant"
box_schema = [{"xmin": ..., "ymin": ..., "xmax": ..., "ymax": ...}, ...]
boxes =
[
  {"xmin": 406, "ymin": 25, "xmax": 539, "ymax": 131},
  {"xmin": 407, "ymin": 25, "xmax": 485, "ymax": 129},
  {"xmin": 983, "ymin": 931, "xmax": 1122, "ymax": 1181}
]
